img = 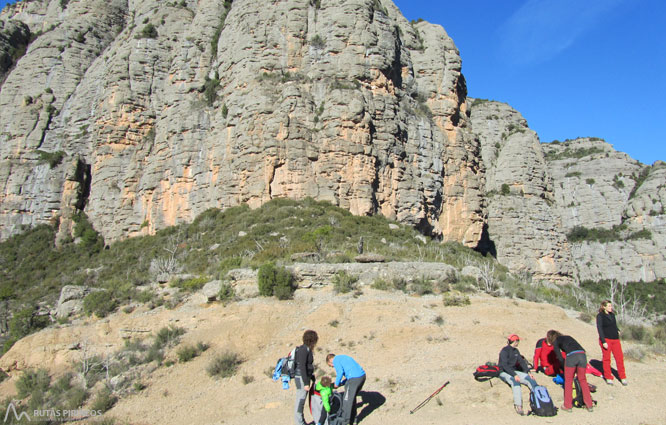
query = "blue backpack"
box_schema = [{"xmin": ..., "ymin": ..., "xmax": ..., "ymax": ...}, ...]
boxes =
[
  {"xmin": 529, "ymin": 385, "xmax": 557, "ymax": 416},
  {"xmin": 272, "ymin": 348, "xmax": 297, "ymax": 388}
]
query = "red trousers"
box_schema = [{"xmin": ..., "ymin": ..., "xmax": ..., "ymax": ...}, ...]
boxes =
[
  {"xmin": 563, "ymin": 352, "xmax": 593, "ymax": 409},
  {"xmin": 599, "ymin": 338, "xmax": 626, "ymax": 380}
]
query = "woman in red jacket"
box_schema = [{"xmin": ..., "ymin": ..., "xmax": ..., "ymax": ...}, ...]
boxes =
[
  {"xmin": 533, "ymin": 337, "xmax": 563, "ymax": 376},
  {"xmin": 597, "ymin": 300, "xmax": 627, "ymax": 385}
]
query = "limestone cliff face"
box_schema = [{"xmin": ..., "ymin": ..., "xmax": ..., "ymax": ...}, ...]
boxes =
[
  {"xmin": 471, "ymin": 98, "xmax": 666, "ymax": 284},
  {"xmin": 0, "ymin": 0, "xmax": 484, "ymax": 246},
  {"xmin": 470, "ymin": 99, "xmax": 574, "ymax": 284},
  {"xmin": 544, "ymin": 140, "xmax": 666, "ymax": 283}
]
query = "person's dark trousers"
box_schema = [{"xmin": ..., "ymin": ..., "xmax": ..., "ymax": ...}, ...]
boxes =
[{"xmin": 340, "ymin": 374, "xmax": 366, "ymax": 425}]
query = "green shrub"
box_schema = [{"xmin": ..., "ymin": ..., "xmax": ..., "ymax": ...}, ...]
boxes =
[
  {"xmin": 218, "ymin": 257, "xmax": 242, "ymax": 278},
  {"xmin": 257, "ymin": 263, "xmax": 296, "ymax": 299},
  {"xmin": 16, "ymin": 368, "xmax": 51, "ymax": 398},
  {"xmin": 392, "ymin": 277, "xmax": 408, "ymax": 292},
  {"xmin": 623, "ymin": 324, "xmax": 650, "ymax": 343},
  {"xmin": 83, "ymin": 290, "xmax": 117, "ymax": 318},
  {"xmin": 207, "ymin": 352, "xmax": 242, "ymax": 378},
  {"xmin": 145, "ymin": 345, "xmax": 165, "ymax": 365},
  {"xmin": 177, "ymin": 344, "xmax": 199, "ymax": 362},
  {"xmin": 577, "ymin": 312, "xmax": 593, "ymax": 323},
  {"xmin": 153, "ymin": 325, "xmax": 186, "ymax": 349},
  {"xmin": 500, "ymin": 183, "xmax": 510, "ymax": 195},
  {"xmin": 171, "ymin": 276, "xmax": 209, "ymax": 291},
  {"xmin": 90, "ymin": 387, "xmax": 117, "ymax": 413},
  {"xmin": 218, "ymin": 282, "xmax": 235, "ymax": 303},
  {"xmin": 410, "ymin": 276, "xmax": 433, "ymax": 296},
  {"xmin": 8, "ymin": 305, "xmax": 50, "ymax": 342},
  {"xmin": 310, "ymin": 34, "xmax": 326, "ymax": 49},
  {"xmin": 332, "ymin": 271, "xmax": 358, "ymax": 294},
  {"xmin": 442, "ymin": 291, "xmax": 471, "ymax": 307},
  {"xmin": 138, "ymin": 23, "xmax": 158, "ymax": 39},
  {"xmin": 72, "ymin": 212, "xmax": 104, "ymax": 253},
  {"xmin": 36, "ymin": 150, "xmax": 65, "ymax": 168},
  {"xmin": 371, "ymin": 278, "xmax": 390, "ymax": 290},
  {"xmin": 202, "ymin": 73, "xmax": 220, "ymax": 106}
]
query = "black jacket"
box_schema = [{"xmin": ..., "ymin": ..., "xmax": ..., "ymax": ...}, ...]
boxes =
[
  {"xmin": 552, "ymin": 335, "xmax": 585, "ymax": 364},
  {"xmin": 294, "ymin": 344, "xmax": 314, "ymax": 386},
  {"xmin": 596, "ymin": 311, "xmax": 620, "ymax": 343},
  {"xmin": 498, "ymin": 345, "xmax": 529, "ymax": 376}
]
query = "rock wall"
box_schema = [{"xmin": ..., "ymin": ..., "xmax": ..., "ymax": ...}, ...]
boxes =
[
  {"xmin": 0, "ymin": 0, "xmax": 484, "ymax": 247},
  {"xmin": 471, "ymin": 98, "xmax": 666, "ymax": 284},
  {"xmin": 469, "ymin": 99, "xmax": 573, "ymax": 283},
  {"xmin": 544, "ymin": 140, "xmax": 666, "ymax": 282},
  {"xmin": 1, "ymin": 0, "xmax": 663, "ymax": 284}
]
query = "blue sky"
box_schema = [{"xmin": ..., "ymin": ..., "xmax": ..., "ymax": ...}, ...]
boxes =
[
  {"xmin": 2, "ymin": 0, "xmax": 664, "ymax": 164},
  {"xmin": 394, "ymin": 0, "xmax": 666, "ymax": 165}
]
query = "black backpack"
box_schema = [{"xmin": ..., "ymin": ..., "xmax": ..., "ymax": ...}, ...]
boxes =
[
  {"xmin": 529, "ymin": 385, "xmax": 557, "ymax": 416},
  {"xmin": 473, "ymin": 363, "xmax": 500, "ymax": 382},
  {"xmin": 570, "ymin": 376, "xmax": 598, "ymax": 407},
  {"xmin": 326, "ymin": 392, "xmax": 344, "ymax": 425}
]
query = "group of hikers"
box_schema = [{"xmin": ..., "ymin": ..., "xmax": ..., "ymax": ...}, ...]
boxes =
[
  {"xmin": 286, "ymin": 300, "xmax": 626, "ymax": 424},
  {"xmin": 292, "ymin": 330, "xmax": 366, "ymax": 425},
  {"xmin": 499, "ymin": 300, "xmax": 627, "ymax": 416}
]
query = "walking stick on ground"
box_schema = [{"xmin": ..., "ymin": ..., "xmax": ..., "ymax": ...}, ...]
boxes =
[{"xmin": 409, "ymin": 380, "xmax": 450, "ymax": 414}]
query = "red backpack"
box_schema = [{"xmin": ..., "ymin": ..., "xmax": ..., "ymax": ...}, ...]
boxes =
[{"xmin": 473, "ymin": 363, "xmax": 500, "ymax": 382}]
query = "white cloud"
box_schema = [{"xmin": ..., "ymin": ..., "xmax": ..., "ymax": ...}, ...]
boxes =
[{"xmin": 497, "ymin": 0, "xmax": 628, "ymax": 66}]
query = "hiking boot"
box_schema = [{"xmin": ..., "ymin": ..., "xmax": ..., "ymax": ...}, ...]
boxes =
[
  {"xmin": 514, "ymin": 405, "xmax": 525, "ymax": 416},
  {"xmin": 586, "ymin": 406, "xmax": 594, "ymax": 412},
  {"xmin": 560, "ymin": 405, "xmax": 572, "ymax": 413},
  {"xmin": 620, "ymin": 379, "xmax": 628, "ymax": 386},
  {"xmin": 604, "ymin": 379, "xmax": 614, "ymax": 385}
]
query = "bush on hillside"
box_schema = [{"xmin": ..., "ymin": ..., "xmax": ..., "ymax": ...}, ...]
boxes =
[
  {"xmin": 83, "ymin": 290, "xmax": 117, "ymax": 318},
  {"xmin": 257, "ymin": 263, "xmax": 296, "ymax": 300},
  {"xmin": 16, "ymin": 368, "xmax": 51, "ymax": 399},
  {"xmin": 207, "ymin": 352, "xmax": 242, "ymax": 378},
  {"xmin": 332, "ymin": 271, "xmax": 358, "ymax": 294}
]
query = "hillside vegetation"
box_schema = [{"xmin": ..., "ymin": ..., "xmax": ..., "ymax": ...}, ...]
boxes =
[{"xmin": 2, "ymin": 198, "xmax": 665, "ymax": 358}]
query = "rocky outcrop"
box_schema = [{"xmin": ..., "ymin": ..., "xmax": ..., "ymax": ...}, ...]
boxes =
[
  {"xmin": 1, "ymin": 0, "xmax": 663, "ymax": 285},
  {"xmin": 53, "ymin": 285, "xmax": 99, "ymax": 319},
  {"xmin": 0, "ymin": 19, "xmax": 30, "ymax": 84},
  {"xmin": 470, "ymin": 97, "xmax": 666, "ymax": 284},
  {"xmin": 545, "ymin": 141, "xmax": 666, "ymax": 282},
  {"xmin": 0, "ymin": 0, "xmax": 484, "ymax": 248},
  {"xmin": 469, "ymin": 99, "xmax": 573, "ymax": 284}
]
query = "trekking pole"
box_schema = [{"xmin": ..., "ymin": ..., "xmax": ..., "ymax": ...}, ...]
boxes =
[{"xmin": 409, "ymin": 380, "xmax": 450, "ymax": 414}]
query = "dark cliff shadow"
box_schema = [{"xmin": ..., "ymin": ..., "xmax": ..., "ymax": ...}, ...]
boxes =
[
  {"xmin": 474, "ymin": 223, "xmax": 497, "ymax": 258},
  {"xmin": 353, "ymin": 391, "xmax": 386, "ymax": 424}
]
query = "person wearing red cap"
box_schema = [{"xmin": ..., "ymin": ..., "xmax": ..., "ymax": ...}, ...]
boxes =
[{"xmin": 498, "ymin": 334, "xmax": 538, "ymax": 416}]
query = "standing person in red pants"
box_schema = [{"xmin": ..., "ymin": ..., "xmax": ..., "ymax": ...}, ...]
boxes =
[
  {"xmin": 597, "ymin": 300, "xmax": 628, "ymax": 385},
  {"xmin": 547, "ymin": 330, "xmax": 594, "ymax": 412}
]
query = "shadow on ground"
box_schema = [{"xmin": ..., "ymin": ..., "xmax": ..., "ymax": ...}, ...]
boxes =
[{"xmin": 355, "ymin": 391, "xmax": 386, "ymax": 423}]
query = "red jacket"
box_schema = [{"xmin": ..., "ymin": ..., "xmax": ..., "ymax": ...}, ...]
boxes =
[{"xmin": 533, "ymin": 338, "xmax": 563, "ymax": 376}]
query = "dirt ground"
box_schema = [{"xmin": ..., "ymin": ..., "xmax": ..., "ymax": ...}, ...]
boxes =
[{"xmin": 1, "ymin": 286, "xmax": 664, "ymax": 425}]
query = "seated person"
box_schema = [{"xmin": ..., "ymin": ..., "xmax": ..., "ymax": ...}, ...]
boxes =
[
  {"xmin": 533, "ymin": 337, "xmax": 563, "ymax": 376},
  {"xmin": 499, "ymin": 334, "xmax": 538, "ymax": 416}
]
